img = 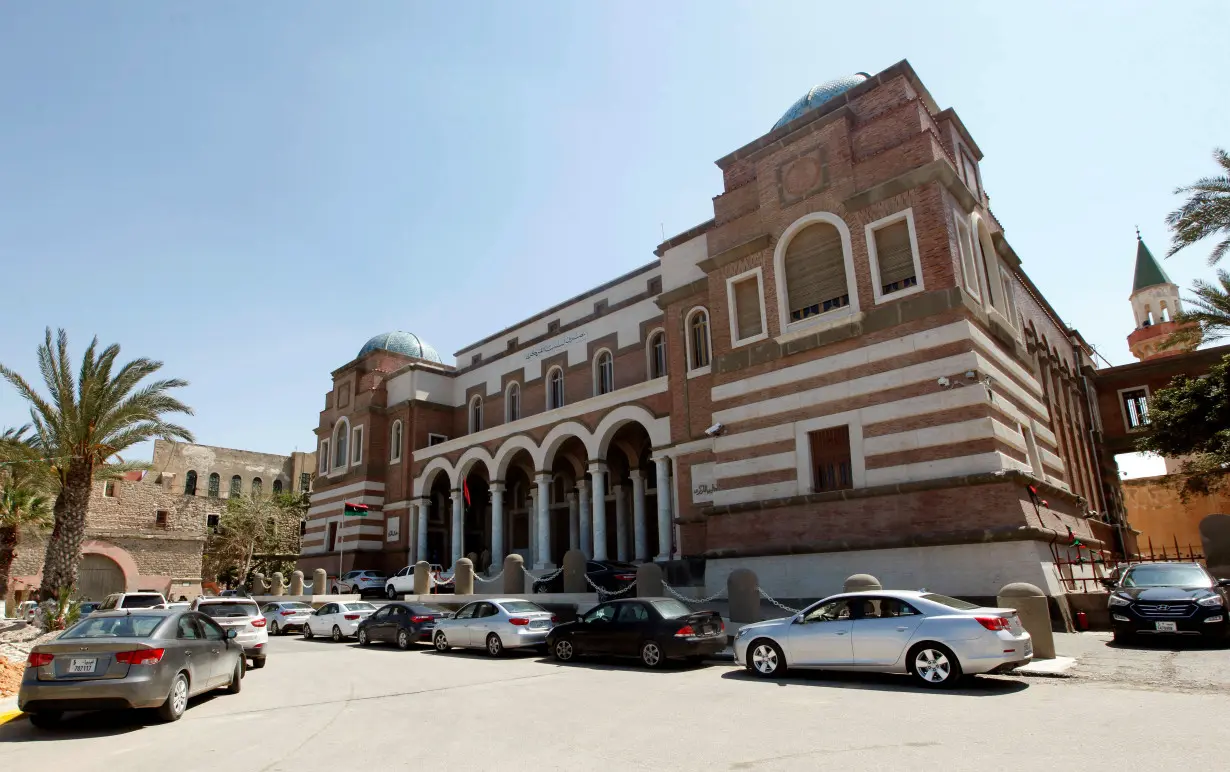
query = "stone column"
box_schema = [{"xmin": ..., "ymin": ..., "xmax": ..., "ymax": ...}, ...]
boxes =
[
  {"xmin": 614, "ymin": 482, "xmax": 630, "ymax": 562},
  {"xmin": 630, "ymin": 469, "xmax": 648, "ymax": 562},
  {"xmin": 653, "ymin": 455, "xmax": 673, "ymax": 561},
  {"xmin": 589, "ymin": 463, "xmax": 608, "ymax": 561},
  {"xmin": 489, "ymin": 481, "xmax": 505, "ymax": 571},
  {"xmin": 534, "ymin": 473, "xmax": 553, "ymax": 569},
  {"xmin": 567, "ymin": 491, "xmax": 580, "ymax": 551},
  {"xmin": 528, "ymin": 488, "xmax": 538, "ymax": 567},
  {"xmin": 450, "ymin": 489, "xmax": 464, "ymax": 569},
  {"xmin": 415, "ymin": 500, "xmax": 428, "ymax": 566},
  {"xmin": 577, "ymin": 479, "xmax": 592, "ymax": 559}
]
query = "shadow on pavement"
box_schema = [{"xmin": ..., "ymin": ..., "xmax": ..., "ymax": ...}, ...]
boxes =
[
  {"xmin": 720, "ymin": 667, "xmax": 1029, "ymax": 696},
  {"xmin": 1105, "ymin": 636, "xmax": 1230, "ymax": 652},
  {"xmin": 532, "ymin": 655, "xmax": 719, "ymax": 674},
  {"xmin": 0, "ymin": 692, "xmax": 228, "ymax": 743}
]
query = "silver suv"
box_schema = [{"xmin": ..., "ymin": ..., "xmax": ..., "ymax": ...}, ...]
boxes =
[{"xmin": 97, "ymin": 592, "xmax": 168, "ymax": 611}]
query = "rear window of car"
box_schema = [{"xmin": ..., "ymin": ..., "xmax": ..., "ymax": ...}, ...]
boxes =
[
  {"xmin": 343, "ymin": 602, "xmax": 376, "ymax": 612},
  {"xmin": 921, "ymin": 593, "xmax": 979, "ymax": 610},
  {"xmin": 282, "ymin": 602, "xmax": 313, "ymax": 610},
  {"xmin": 649, "ymin": 599, "xmax": 692, "ymax": 619},
  {"xmin": 360, "ymin": 571, "xmax": 385, "ymax": 578},
  {"xmin": 199, "ymin": 602, "xmax": 261, "ymax": 618},
  {"xmin": 498, "ymin": 601, "xmax": 547, "ymax": 614},
  {"xmin": 62, "ymin": 615, "xmax": 163, "ymax": 638},
  {"xmin": 410, "ymin": 605, "xmax": 446, "ymax": 615},
  {"xmin": 121, "ymin": 595, "xmax": 165, "ymax": 609}
]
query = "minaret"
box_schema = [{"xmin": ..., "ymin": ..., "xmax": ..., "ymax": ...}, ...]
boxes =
[{"xmin": 1127, "ymin": 230, "xmax": 1192, "ymax": 361}]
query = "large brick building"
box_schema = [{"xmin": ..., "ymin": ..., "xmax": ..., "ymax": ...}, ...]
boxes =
[{"xmin": 301, "ymin": 61, "xmax": 1117, "ymax": 600}]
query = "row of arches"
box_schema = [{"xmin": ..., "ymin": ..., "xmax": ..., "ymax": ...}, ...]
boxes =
[{"xmin": 184, "ymin": 470, "xmax": 283, "ymax": 498}]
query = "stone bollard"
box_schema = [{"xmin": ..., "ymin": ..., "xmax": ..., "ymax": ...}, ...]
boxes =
[
  {"xmin": 414, "ymin": 561, "xmax": 432, "ymax": 595},
  {"xmin": 843, "ymin": 573, "xmax": 882, "ymax": 593},
  {"xmin": 562, "ymin": 550, "xmax": 586, "ymax": 593},
  {"xmin": 728, "ymin": 568, "xmax": 760, "ymax": 623},
  {"xmin": 312, "ymin": 568, "xmax": 327, "ymax": 595},
  {"xmin": 251, "ymin": 572, "xmax": 266, "ymax": 595},
  {"xmin": 290, "ymin": 570, "xmax": 304, "ymax": 596},
  {"xmin": 272, "ymin": 572, "xmax": 285, "ymax": 597},
  {"xmin": 636, "ymin": 562, "xmax": 664, "ymax": 598},
  {"xmin": 998, "ymin": 582, "xmax": 1055, "ymax": 660},
  {"xmin": 454, "ymin": 558, "xmax": 475, "ymax": 595},
  {"xmin": 502, "ymin": 554, "xmax": 525, "ymax": 594}
]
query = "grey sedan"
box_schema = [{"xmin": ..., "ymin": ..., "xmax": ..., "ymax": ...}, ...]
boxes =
[
  {"xmin": 19, "ymin": 609, "xmax": 245, "ymax": 727},
  {"xmin": 432, "ymin": 598, "xmax": 555, "ymax": 656}
]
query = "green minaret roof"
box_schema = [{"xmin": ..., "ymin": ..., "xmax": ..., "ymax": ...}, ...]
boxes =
[{"xmin": 1132, "ymin": 233, "xmax": 1172, "ymax": 293}]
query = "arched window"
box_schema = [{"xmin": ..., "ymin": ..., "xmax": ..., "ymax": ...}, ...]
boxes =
[
  {"xmin": 687, "ymin": 309, "xmax": 711, "ymax": 370},
  {"xmin": 594, "ymin": 350, "xmax": 614, "ymax": 396},
  {"xmin": 469, "ymin": 396, "xmax": 483, "ymax": 433},
  {"xmin": 273, "ymin": 479, "xmax": 283, "ymax": 494},
  {"xmin": 1160, "ymin": 302, "xmax": 1171, "ymax": 323},
  {"xmin": 547, "ymin": 367, "xmax": 565, "ymax": 410},
  {"xmin": 207, "ymin": 473, "xmax": 220, "ymax": 498},
  {"xmin": 332, "ymin": 418, "xmax": 349, "ymax": 470},
  {"xmin": 229, "ymin": 475, "xmax": 242, "ymax": 497},
  {"xmin": 648, "ymin": 330, "xmax": 667, "ymax": 379},
  {"xmin": 1144, "ymin": 305, "xmax": 1154, "ymax": 327},
  {"xmin": 782, "ymin": 219, "xmax": 849, "ymax": 321},
  {"xmin": 184, "ymin": 470, "xmax": 197, "ymax": 496},
  {"xmin": 505, "ymin": 383, "xmax": 520, "ymax": 423},
  {"xmin": 390, "ymin": 420, "xmax": 403, "ymax": 463},
  {"xmin": 251, "ymin": 477, "xmax": 263, "ymax": 497}
]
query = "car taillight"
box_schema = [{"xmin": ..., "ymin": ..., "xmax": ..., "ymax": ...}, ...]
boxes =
[
  {"xmin": 975, "ymin": 616, "xmax": 1011, "ymax": 631},
  {"xmin": 550, "ymin": 615, "xmax": 558, "ymax": 623},
  {"xmin": 115, "ymin": 649, "xmax": 166, "ymax": 665},
  {"xmin": 344, "ymin": 614, "xmax": 360, "ymax": 620},
  {"xmin": 615, "ymin": 574, "xmax": 635, "ymax": 580},
  {"xmin": 281, "ymin": 610, "xmax": 297, "ymax": 616},
  {"xmin": 508, "ymin": 617, "xmax": 529, "ymax": 626},
  {"xmin": 26, "ymin": 652, "xmax": 54, "ymax": 667},
  {"xmin": 251, "ymin": 617, "xmax": 267, "ymax": 628},
  {"xmin": 410, "ymin": 615, "xmax": 432, "ymax": 623},
  {"xmin": 674, "ymin": 625, "xmax": 696, "ymax": 638}
]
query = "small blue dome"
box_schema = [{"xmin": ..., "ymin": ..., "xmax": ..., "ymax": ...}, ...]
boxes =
[
  {"xmin": 772, "ymin": 73, "xmax": 870, "ymax": 130},
  {"xmin": 358, "ymin": 331, "xmax": 443, "ymax": 363}
]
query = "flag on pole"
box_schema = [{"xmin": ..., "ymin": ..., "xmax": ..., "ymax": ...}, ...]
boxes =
[{"xmin": 343, "ymin": 502, "xmax": 369, "ymax": 517}]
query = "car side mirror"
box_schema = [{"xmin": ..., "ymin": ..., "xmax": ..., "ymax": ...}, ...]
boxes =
[
  {"xmin": 1218, "ymin": 578, "xmax": 1230, "ymax": 588},
  {"xmin": 226, "ymin": 629, "xmax": 238, "ymax": 640},
  {"xmin": 1099, "ymin": 578, "xmax": 1117, "ymax": 589}
]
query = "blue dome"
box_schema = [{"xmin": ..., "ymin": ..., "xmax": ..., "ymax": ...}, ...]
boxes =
[
  {"xmin": 772, "ymin": 73, "xmax": 870, "ymax": 130},
  {"xmin": 358, "ymin": 331, "xmax": 443, "ymax": 363}
]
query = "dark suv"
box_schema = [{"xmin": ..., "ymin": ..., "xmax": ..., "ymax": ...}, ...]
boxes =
[{"xmin": 1105, "ymin": 562, "xmax": 1230, "ymax": 644}]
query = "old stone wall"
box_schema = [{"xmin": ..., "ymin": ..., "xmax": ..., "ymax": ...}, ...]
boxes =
[{"xmin": 1123, "ymin": 476, "xmax": 1229, "ymax": 554}]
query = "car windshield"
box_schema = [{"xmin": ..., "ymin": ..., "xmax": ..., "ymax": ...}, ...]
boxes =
[
  {"xmin": 200, "ymin": 602, "xmax": 260, "ymax": 618},
  {"xmin": 361, "ymin": 571, "xmax": 385, "ymax": 578},
  {"xmin": 61, "ymin": 615, "xmax": 163, "ymax": 639},
  {"xmin": 343, "ymin": 602, "xmax": 375, "ymax": 612},
  {"xmin": 921, "ymin": 593, "xmax": 979, "ymax": 610},
  {"xmin": 498, "ymin": 601, "xmax": 547, "ymax": 614},
  {"xmin": 1122, "ymin": 565, "xmax": 1212, "ymax": 588},
  {"xmin": 122, "ymin": 595, "xmax": 165, "ymax": 608},
  {"xmin": 649, "ymin": 599, "xmax": 693, "ymax": 619}
]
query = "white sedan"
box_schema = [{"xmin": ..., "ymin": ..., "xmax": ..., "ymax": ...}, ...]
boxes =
[
  {"xmin": 303, "ymin": 601, "xmax": 377, "ymax": 642},
  {"xmin": 733, "ymin": 590, "xmax": 1033, "ymax": 687}
]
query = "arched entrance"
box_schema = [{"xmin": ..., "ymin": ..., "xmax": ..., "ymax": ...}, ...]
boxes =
[{"xmin": 78, "ymin": 553, "xmax": 125, "ymax": 600}]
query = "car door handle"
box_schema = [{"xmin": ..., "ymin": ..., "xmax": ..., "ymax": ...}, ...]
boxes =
[
  {"xmin": 835, "ymin": 631, "xmax": 847, "ymax": 636},
  {"xmin": 897, "ymin": 627, "xmax": 908, "ymax": 632}
]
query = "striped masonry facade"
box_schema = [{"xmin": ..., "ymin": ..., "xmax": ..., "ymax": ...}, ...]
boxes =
[{"xmin": 301, "ymin": 480, "xmax": 388, "ymax": 555}]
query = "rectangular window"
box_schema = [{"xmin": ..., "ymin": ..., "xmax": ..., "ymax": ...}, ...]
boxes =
[
  {"xmin": 351, "ymin": 426, "xmax": 363, "ymax": 465},
  {"xmin": 1122, "ymin": 389, "xmax": 1149, "ymax": 430},
  {"xmin": 547, "ymin": 319, "xmax": 560, "ymax": 334},
  {"xmin": 207, "ymin": 513, "xmax": 220, "ymax": 530},
  {"xmin": 299, "ymin": 472, "xmax": 311, "ymax": 493},
  {"xmin": 956, "ymin": 219, "xmax": 979, "ymax": 299},
  {"xmin": 1000, "ymin": 268, "xmax": 1019, "ymax": 330},
  {"xmin": 104, "ymin": 481, "xmax": 117, "ymax": 498},
  {"xmin": 872, "ymin": 218, "xmax": 917, "ymax": 297},
  {"xmin": 327, "ymin": 521, "xmax": 338, "ymax": 552},
  {"xmin": 731, "ymin": 274, "xmax": 764, "ymax": 343},
  {"xmin": 809, "ymin": 426, "xmax": 853, "ymax": 492},
  {"xmin": 960, "ymin": 151, "xmax": 981, "ymax": 197},
  {"xmin": 155, "ymin": 510, "xmax": 169, "ymax": 528},
  {"xmin": 428, "ymin": 433, "xmax": 449, "ymax": 446},
  {"xmin": 319, "ymin": 441, "xmax": 330, "ymax": 474}
]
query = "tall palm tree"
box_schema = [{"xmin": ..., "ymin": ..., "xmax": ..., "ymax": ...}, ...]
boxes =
[
  {"xmin": 0, "ymin": 482, "xmax": 53, "ymax": 605},
  {"xmin": 1167, "ymin": 148, "xmax": 1230, "ymax": 264},
  {"xmin": 0, "ymin": 328, "xmax": 194, "ymax": 598},
  {"xmin": 1162, "ymin": 270, "xmax": 1230, "ymax": 352}
]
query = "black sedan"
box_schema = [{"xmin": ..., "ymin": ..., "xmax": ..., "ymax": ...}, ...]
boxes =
[
  {"xmin": 1106, "ymin": 562, "xmax": 1230, "ymax": 644},
  {"xmin": 546, "ymin": 598, "xmax": 726, "ymax": 668},
  {"xmin": 533, "ymin": 560, "xmax": 637, "ymax": 595},
  {"xmin": 356, "ymin": 602, "xmax": 452, "ymax": 649}
]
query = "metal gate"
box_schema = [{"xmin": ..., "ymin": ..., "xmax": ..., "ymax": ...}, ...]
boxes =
[{"xmin": 77, "ymin": 553, "xmax": 125, "ymax": 600}]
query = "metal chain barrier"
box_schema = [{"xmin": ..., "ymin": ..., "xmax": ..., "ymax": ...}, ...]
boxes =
[
  {"xmin": 757, "ymin": 587, "xmax": 801, "ymax": 614},
  {"xmin": 475, "ymin": 566, "xmax": 506, "ymax": 584},
  {"xmin": 521, "ymin": 565, "xmax": 565, "ymax": 584},
  {"xmin": 661, "ymin": 581, "xmax": 726, "ymax": 604},
  {"xmin": 586, "ymin": 575, "xmax": 637, "ymax": 596}
]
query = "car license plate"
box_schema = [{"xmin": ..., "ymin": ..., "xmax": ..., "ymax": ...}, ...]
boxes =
[
  {"xmin": 69, "ymin": 658, "xmax": 97, "ymax": 674},
  {"xmin": 701, "ymin": 625, "xmax": 714, "ymax": 635},
  {"xmin": 1155, "ymin": 621, "xmax": 1178, "ymax": 633},
  {"xmin": 530, "ymin": 620, "xmax": 549, "ymax": 630}
]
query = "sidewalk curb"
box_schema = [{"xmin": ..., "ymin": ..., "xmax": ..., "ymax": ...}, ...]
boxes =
[{"xmin": 0, "ymin": 710, "xmax": 26, "ymax": 725}]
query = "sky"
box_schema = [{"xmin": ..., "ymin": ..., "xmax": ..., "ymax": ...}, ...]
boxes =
[{"xmin": 1, "ymin": 2, "xmax": 1228, "ymax": 467}]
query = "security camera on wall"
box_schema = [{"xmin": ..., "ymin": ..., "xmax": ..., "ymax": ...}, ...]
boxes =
[{"xmin": 705, "ymin": 423, "xmax": 726, "ymax": 437}]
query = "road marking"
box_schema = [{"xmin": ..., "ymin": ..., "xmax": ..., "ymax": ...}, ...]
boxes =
[{"xmin": 0, "ymin": 710, "xmax": 26, "ymax": 725}]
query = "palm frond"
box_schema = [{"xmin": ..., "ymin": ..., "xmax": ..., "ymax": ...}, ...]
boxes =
[{"xmin": 1167, "ymin": 148, "xmax": 1230, "ymax": 263}]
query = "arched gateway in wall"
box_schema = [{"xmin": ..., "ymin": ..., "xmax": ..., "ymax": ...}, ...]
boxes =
[{"xmin": 77, "ymin": 553, "xmax": 126, "ymax": 600}]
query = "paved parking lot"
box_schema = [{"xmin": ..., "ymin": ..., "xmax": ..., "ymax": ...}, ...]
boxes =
[{"xmin": 2, "ymin": 633, "xmax": 1229, "ymax": 771}]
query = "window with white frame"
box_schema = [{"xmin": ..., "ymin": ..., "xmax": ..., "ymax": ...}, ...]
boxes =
[
  {"xmin": 999, "ymin": 268, "xmax": 1019, "ymax": 330},
  {"xmin": 973, "ymin": 219, "xmax": 1001, "ymax": 310},
  {"xmin": 867, "ymin": 211, "xmax": 921, "ymax": 301},
  {"xmin": 390, "ymin": 421, "xmax": 403, "ymax": 463},
  {"xmin": 782, "ymin": 220, "xmax": 849, "ymax": 321},
  {"xmin": 727, "ymin": 269, "xmax": 766, "ymax": 345},
  {"xmin": 956, "ymin": 216, "xmax": 980, "ymax": 299},
  {"xmin": 428, "ymin": 433, "xmax": 449, "ymax": 446},
  {"xmin": 547, "ymin": 367, "xmax": 565, "ymax": 409},
  {"xmin": 594, "ymin": 350, "xmax": 614, "ymax": 396},
  {"xmin": 332, "ymin": 419, "xmax": 349, "ymax": 470},
  {"xmin": 469, "ymin": 396, "xmax": 483, "ymax": 433},
  {"xmin": 1122, "ymin": 388, "xmax": 1150, "ymax": 430},
  {"xmin": 505, "ymin": 382, "xmax": 520, "ymax": 422},
  {"xmin": 319, "ymin": 441, "xmax": 329, "ymax": 474},
  {"xmin": 351, "ymin": 425, "xmax": 363, "ymax": 465},
  {"xmin": 648, "ymin": 330, "xmax": 667, "ymax": 379},
  {"xmin": 687, "ymin": 309, "xmax": 711, "ymax": 370},
  {"xmin": 960, "ymin": 150, "xmax": 981, "ymax": 198}
]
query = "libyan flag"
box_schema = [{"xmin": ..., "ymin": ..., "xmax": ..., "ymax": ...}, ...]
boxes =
[{"xmin": 343, "ymin": 502, "xmax": 369, "ymax": 517}]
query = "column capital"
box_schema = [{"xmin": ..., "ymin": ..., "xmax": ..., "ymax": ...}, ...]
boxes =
[
  {"xmin": 534, "ymin": 472, "xmax": 554, "ymax": 484},
  {"xmin": 488, "ymin": 480, "xmax": 506, "ymax": 493},
  {"xmin": 587, "ymin": 461, "xmax": 608, "ymax": 474},
  {"xmin": 450, "ymin": 488, "xmax": 464, "ymax": 501},
  {"xmin": 567, "ymin": 491, "xmax": 578, "ymax": 502},
  {"xmin": 629, "ymin": 469, "xmax": 645, "ymax": 481},
  {"xmin": 576, "ymin": 478, "xmax": 590, "ymax": 492},
  {"xmin": 651, "ymin": 454, "xmax": 672, "ymax": 466}
]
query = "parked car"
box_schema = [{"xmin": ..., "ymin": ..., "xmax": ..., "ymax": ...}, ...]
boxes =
[
  {"xmin": 18, "ymin": 600, "xmax": 39, "ymax": 623},
  {"xmin": 192, "ymin": 597, "xmax": 269, "ymax": 668},
  {"xmin": 98, "ymin": 591, "xmax": 168, "ymax": 611},
  {"xmin": 533, "ymin": 560, "xmax": 637, "ymax": 595},
  {"xmin": 18, "ymin": 609, "xmax": 244, "ymax": 727},
  {"xmin": 303, "ymin": 601, "xmax": 377, "ymax": 642},
  {"xmin": 548, "ymin": 598, "xmax": 725, "ymax": 668},
  {"xmin": 165, "ymin": 602, "xmax": 191, "ymax": 611},
  {"xmin": 432, "ymin": 598, "xmax": 554, "ymax": 656},
  {"xmin": 76, "ymin": 601, "xmax": 102, "ymax": 617},
  {"xmin": 733, "ymin": 590, "xmax": 1032, "ymax": 688},
  {"xmin": 1105, "ymin": 562, "xmax": 1230, "ymax": 643},
  {"xmin": 385, "ymin": 566, "xmax": 416, "ymax": 599},
  {"xmin": 262, "ymin": 601, "xmax": 315, "ymax": 636},
  {"xmin": 357, "ymin": 602, "xmax": 452, "ymax": 648},
  {"xmin": 332, "ymin": 570, "xmax": 387, "ymax": 597}
]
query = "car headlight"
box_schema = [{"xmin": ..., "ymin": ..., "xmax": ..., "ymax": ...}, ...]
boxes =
[
  {"xmin": 735, "ymin": 627, "xmax": 748, "ymax": 638},
  {"xmin": 1108, "ymin": 595, "xmax": 1131, "ymax": 607},
  {"xmin": 1197, "ymin": 595, "xmax": 1225, "ymax": 608}
]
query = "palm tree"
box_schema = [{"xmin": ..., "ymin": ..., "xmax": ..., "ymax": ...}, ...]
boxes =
[
  {"xmin": 0, "ymin": 328, "xmax": 194, "ymax": 599},
  {"xmin": 1164, "ymin": 270, "xmax": 1230, "ymax": 350},
  {"xmin": 0, "ymin": 481, "xmax": 53, "ymax": 605},
  {"xmin": 1167, "ymin": 148, "xmax": 1230, "ymax": 264}
]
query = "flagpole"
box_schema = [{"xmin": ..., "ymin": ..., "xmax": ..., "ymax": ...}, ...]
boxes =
[{"xmin": 338, "ymin": 515, "xmax": 345, "ymax": 590}]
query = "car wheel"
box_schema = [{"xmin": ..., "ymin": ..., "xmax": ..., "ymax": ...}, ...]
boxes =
[
  {"xmin": 303, "ymin": 624, "xmax": 314, "ymax": 640},
  {"xmin": 28, "ymin": 711, "xmax": 62, "ymax": 729},
  {"xmin": 157, "ymin": 672, "xmax": 190, "ymax": 722},
  {"xmin": 332, "ymin": 625, "xmax": 343, "ymax": 643},
  {"xmin": 553, "ymin": 638, "xmax": 575, "ymax": 662},
  {"xmin": 387, "ymin": 586, "xmax": 398, "ymax": 600},
  {"xmin": 1112, "ymin": 629, "xmax": 1131, "ymax": 645},
  {"xmin": 486, "ymin": 633, "xmax": 504, "ymax": 657},
  {"xmin": 397, "ymin": 630, "xmax": 411, "ymax": 650},
  {"xmin": 909, "ymin": 643, "xmax": 961, "ymax": 687},
  {"xmin": 226, "ymin": 660, "xmax": 243, "ymax": 694},
  {"xmin": 250, "ymin": 656, "xmax": 266, "ymax": 670},
  {"xmin": 640, "ymin": 640, "xmax": 664, "ymax": 669},
  {"xmin": 433, "ymin": 631, "xmax": 450, "ymax": 652},
  {"xmin": 358, "ymin": 628, "xmax": 370, "ymax": 646},
  {"xmin": 748, "ymin": 639, "xmax": 785, "ymax": 678},
  {"xmin": 270, "ymin": 620, "xmax": 280, "ymax": 636}
]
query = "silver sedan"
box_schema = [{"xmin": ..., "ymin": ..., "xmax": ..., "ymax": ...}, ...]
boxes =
[
  {"xmin": 431, "ymin": 598, "xmax": 555, "ymax": 656},
  {"xmin": 733, "ymin": 590, "xmax": 1033, "ymax": 687}
]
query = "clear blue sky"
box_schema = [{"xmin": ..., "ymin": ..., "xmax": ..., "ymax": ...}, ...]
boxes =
[{"xmin": 1, "ymin": 1, "xmax": 1227, "ymax": 459}]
